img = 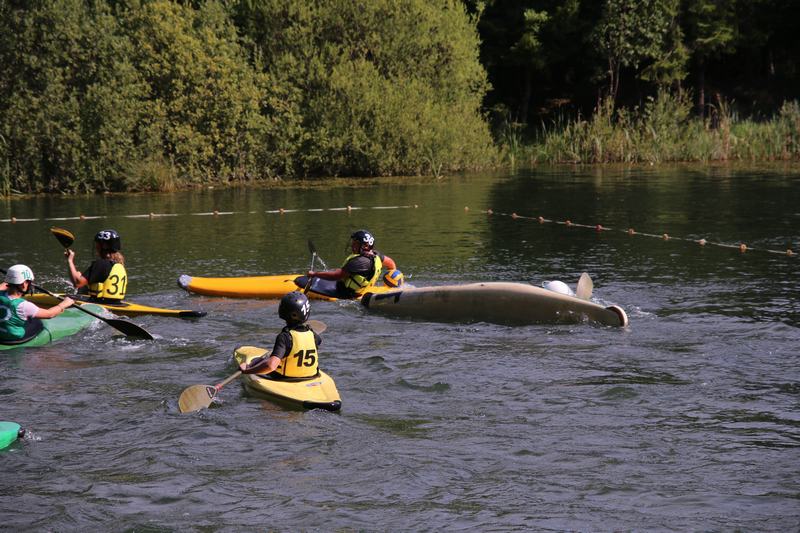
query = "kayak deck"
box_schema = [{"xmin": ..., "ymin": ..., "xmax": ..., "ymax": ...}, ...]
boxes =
[
  {"xmin": 0, "ymin": 304, "xmax": 102, "ymax": 350},
  {"xmin": 233, "ymin": 346, "xmax": 342, "ymax": 412},
  {"xmin": 361, "ymin": 282, "xmax": 629, "ymax": 327},
  {"xmin": 26, "ymin": 293, "xmax": 206, "ymax": 318},
  {"xmin": 178, "ymin": 273, "xmax": 393, "ymax": 301}
]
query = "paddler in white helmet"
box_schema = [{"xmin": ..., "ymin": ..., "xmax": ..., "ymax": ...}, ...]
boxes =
[
  {"xmin": 0, "ymin": 265, "xmax": 75, "ymax": 343},
  {"xmin": 306, "ymin": 229, "xmax": 401, "ymax": 298}
]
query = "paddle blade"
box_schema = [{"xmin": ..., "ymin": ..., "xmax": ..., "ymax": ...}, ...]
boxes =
[
  {"xmin": 576, "ymin": 272, "xmax": 594, "ymax": 300},
  {"xmin": 105, "ymin": 317, "xmax": 155, "ymax": 340},
  {"xmin": 307, "ymin": 319, "xmax": 327, "ymax": 334},
  {"xmin": 50, "ymin": 227, "xmax": 75, "ymax": 249},
  {"xmin": 178, "ymin": 384, "xmax": 217, "ymax": 413}
]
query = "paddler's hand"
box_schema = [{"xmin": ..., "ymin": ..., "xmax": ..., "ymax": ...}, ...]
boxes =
[
  {"xmin": 59, "ymin": 297, "xmax": 75, "ymax": 310},
  {"xmin": 64, "ymin": 249, "xmax": 75, "ymax": 262},
  {"xmin": 238, "ymin": 362, "xmax": 250, "ymax": 373},
  {"xmin": 307, "ymin": 271, "xmax": 316, "ymax": 278}
]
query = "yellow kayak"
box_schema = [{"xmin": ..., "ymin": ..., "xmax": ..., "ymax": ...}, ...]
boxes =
[
  {"xmin": 233, "ymin": 346, "xmax": 342, "ymax": 412},
  {"xmin": 25, "ymin": 293, "xmax": 206, "ymax": 318},
  {"xmin": 178, "ymin": 273, "xmax": 393, "ymax": 301}
]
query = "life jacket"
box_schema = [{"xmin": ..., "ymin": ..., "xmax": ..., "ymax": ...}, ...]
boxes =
[
  {"xmin": 0, "ymin": 291, "xmax": 28, "ymax": 341},
  {"xmin": 88, "ymin": 262, "xmax": 127, "ymax": 300},
  {"xmin": 274, "ymin": 328, "xmax": 319, "ymax": 378},
  {"xmin": 340, "ymin": 253, "xmax": 382, "ymax": 294}
]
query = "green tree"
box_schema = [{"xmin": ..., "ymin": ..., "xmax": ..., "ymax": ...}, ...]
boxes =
[
  {"xmin": 232, "ymin": 0, "xmax": 496, "ymax": 177},
  {"xmin": 594, "ymin": 0, "xmax": 678, "ymax": 104},
  {"xmin": 682, "ymin": 0, "xmax": 736, "ymax": 116}
]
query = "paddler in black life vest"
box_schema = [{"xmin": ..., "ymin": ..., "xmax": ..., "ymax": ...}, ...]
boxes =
[
  {"xmin": 238, "ymin": 291, "xmax": 322, "ymax": 379},
  {"xmin": 0, "ymin": 265, "xmax": 75, "ymax": 342},
  {"xmin": 306, "ymin": 229, "xmax": 398, "ymax": 298},
  {"xmin": 65, "ymin": 229, "xmax": 128, "ymax": 303}
]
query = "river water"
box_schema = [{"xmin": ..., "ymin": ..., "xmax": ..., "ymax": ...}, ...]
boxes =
[{"xmin": 1, "ymin": 165, "xmax": 798, "ymax": 531}]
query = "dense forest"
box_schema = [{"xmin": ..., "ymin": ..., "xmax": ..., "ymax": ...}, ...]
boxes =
[{"xmin": 1, "ymin": 0, "xmax": 798, "ymax": 194}]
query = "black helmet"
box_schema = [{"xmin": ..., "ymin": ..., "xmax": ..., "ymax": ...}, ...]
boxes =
[
  {"xmin": 351, "ymin": 229, "xmax": 375, "ymax": 249},
  {"xmin": 95, "ymin": 229, "xmax": 121, "ymax": 252},
  {"xmin": 279, "ymin": 291, "xmax": 310, "ymax": 325}
]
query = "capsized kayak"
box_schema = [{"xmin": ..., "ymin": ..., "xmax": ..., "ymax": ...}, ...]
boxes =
[
  {"xmin": 178, "ymin": 273, "xmax": 394, "ymax": 301},
  {"xmin": 0, "ymin": 421, "xmax": 24, "ymax": 449},
  {"xmin": 25, "ymin": 293, "xmax": 206, "ymax": 318},
  {"xmin": 233, "ymin": 346, "xmax": 342, "ymax": 412},
  {"xmin": 0, "ymin": 304, "xmax": 102, "ymax": 350},
  {"xmin": 361, "ymin": 282, "xmax": 629, "ymax": 327}
]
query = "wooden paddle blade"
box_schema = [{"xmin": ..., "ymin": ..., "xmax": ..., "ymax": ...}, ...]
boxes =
[
  {"xmin": 576, "ymin": 272, "xmax": 594, "ymax": 300},
  {"xmin": 178, "ymin": 384, "xmax": 217, "ymax": 413},
  {"xmin": 105, "ymin": 317, "xmax": 155, "ymax": 340},
  {"xmin": 307, "ymin": 319, "xmax": 327, "ymax": 333},
  {"xmin": 50, "ymin": 227, "xmax": 75, "ymax": 248}
]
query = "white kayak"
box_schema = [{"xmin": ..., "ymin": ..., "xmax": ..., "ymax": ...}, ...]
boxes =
[{"xmin": 361, "ymin": 282, "xmax": 628, "ymax": 327}]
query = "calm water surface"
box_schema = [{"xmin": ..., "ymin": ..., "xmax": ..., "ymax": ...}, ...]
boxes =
[{"xmin": 1, "ymin": 165, "xmax": 799, "ymax": 531}]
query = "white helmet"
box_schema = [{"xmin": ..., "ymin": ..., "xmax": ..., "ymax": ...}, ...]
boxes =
[
  {"xmin": 5, "ymin": 264, "xmax": 35, "ymax": 285},
  {"xmin": 542, "ymin": 280, "xmax": 574, "ymax": 296}
]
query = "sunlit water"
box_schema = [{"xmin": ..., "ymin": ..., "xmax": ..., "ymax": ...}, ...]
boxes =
[{"xmin": 1, "ymin": 165, "xmax": 798, "ymax": 530}]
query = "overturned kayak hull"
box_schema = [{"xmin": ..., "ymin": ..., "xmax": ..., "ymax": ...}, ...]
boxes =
[
  {"xmin": 178, "ymin": 273, "xmax": 393, "ymax": 301},
  {"xmin": 361, "ymin": 282, "xmax": 628, "ymax": 327},
  {"xmin": 233, "ymin": 346, "xmax": 342, "ymax": 411},
  {"xmin": 25, "ymin": 293, "xmax": 206, "ymax": 318},
  {"xmin": 0, "ymin": 304, "xmax": 102, "ymax": 350}
]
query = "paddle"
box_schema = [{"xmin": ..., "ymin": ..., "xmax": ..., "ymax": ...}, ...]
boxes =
[
  {"xmin": 178, "ymin": 371, "xmax": 242, "ymax": 413},
  {"xmin": 178, "ymin": 320, "xmax": 327, "ymax": 413},
  {"xmin": 576, "ymin": 272, "xmax": 594, "ymax": 300},
  {"xmin": 307, "ymin": 239, "xmax": 328, "ymax": 270},
  {"xmin": 50, "ymin": 226, "xmax": 75, "ymax": 249},
  {"xmin": 0, "ymin": 267, "xmax": 154, "ymax": 340}
]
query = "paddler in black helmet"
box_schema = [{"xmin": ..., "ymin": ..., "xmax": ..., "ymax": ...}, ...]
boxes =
[
  {"xmin": 238, "ymin": 291, "xmax": 322, "ymax": 378},
  {"xmin": 65, "ymin": 229, "xmax": 128, "ymax": 302},
  {"xmin": 307, "ymin": 229, "xmax": 397, "ymax": 298}
]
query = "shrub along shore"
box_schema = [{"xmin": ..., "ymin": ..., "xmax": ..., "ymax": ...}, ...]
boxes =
[
  {"xmin": 502, "ymin": 93, "xmax": 800, "ymax": 166},
  {"xmin": 0, "ymin": 1, "xmax": 496, "ymax": 195}
]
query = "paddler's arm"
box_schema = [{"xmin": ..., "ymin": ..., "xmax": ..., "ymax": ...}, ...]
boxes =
[
  {"xmin": 64, "ymin": 250, "xmax": 88, "ymax": 289},
  {"xmin": 381, "ymin": 255, "xmax": 397, "ymax": 270},
  {"xmin": 30, "ymin": 297, "xmax": 75, "ymax": 319},
  {"xmin": 239, "ymin": 354, "xmax": 281, "ymax": 374},
  {"xmin": 307, "ymin": 268, "xmax": 347, "ymax": 281}
]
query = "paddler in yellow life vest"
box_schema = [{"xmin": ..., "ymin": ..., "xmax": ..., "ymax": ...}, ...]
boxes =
[
  {"xmin": 65, "ymin": 229, "xmax": 128, "ymax": 302},
  {"xmin": 238, "ymin": 291, "xmax": 322, "ymax": 379},
  {"xmin": 306, "ymin": 229, "xmax": 398, "ymax": 298},
  {"xmin": 0, "ymin": 265, "xmax": 75, "ymax": 343}
]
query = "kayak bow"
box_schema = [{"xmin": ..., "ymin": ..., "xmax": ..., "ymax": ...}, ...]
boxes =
[
  {"xmin": 25, "ymin": 293, "xmax": 206, "ymax": 318},
  {"xmin": 0, "ymin": 303, "xmax": 103, "ymax": 350}
]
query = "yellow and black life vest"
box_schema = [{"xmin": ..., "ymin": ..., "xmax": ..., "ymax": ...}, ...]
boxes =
[
  {"xmin": 341, "ymin": 253, "xmax": 382, "ymax": 293},
  {"xmin": 275, "ymin": 328, "xmax": 319, "ymax": 378},
  {"xmin": 88, "ymin": 262, "xmax": 128, "ymax": 300}
]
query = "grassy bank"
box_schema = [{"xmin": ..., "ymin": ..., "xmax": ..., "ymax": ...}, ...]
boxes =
[{"xmin": 502, "ymin": 92, "xmax": 800, "ymax": 166}]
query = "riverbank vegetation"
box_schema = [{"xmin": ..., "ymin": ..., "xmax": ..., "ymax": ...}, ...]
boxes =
[
  {"xmin": 477, "ymin": 0, "xmax": 800, "ymax": 166},
  {"xmin": 1, "ymin": 0, "xmax": 798, "ymax": 195},
  {"xmin": 504, "ymin": 93, "xmax": 800, "ymax": 165},
  {"xmin": 0, "ymin": 0, "xmax": 495, "ymax": 194}
]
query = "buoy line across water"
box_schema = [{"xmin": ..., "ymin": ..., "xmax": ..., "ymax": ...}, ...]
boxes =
[{"xmin": 473, "ymin": 207, "xmax": 796, "ymax": 259}]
